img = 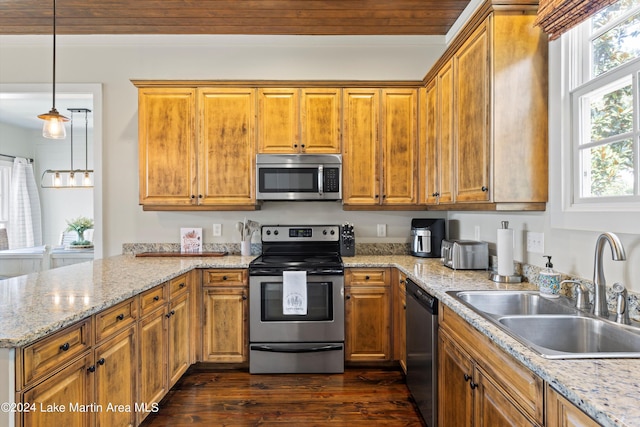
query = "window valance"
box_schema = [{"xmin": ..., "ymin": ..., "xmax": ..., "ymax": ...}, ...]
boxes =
[{"xmin": 535, "ymin": 0, "xmax": 619, "ymax": 39}]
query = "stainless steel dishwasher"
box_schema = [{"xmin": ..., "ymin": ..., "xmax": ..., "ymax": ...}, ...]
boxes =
[{"xmin": 406, "ymin": 278, "xmax": 438, "ymax": 427}]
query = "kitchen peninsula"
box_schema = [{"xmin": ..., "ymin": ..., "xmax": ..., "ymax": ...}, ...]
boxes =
[{"xmin": 0, "ymin": 255, "xmax": 638, "ymax": 427}]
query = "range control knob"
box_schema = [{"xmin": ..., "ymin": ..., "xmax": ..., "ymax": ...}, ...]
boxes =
[
  {"xmin": 274, "ymin": 230, "xmax": 279, "ymax": 235},
  {"xmin": 266, "ymin": 230, "xmax": 271, "ymax": 235},
  {"xmin": 323, "ymin": 230, "xmax": 328, "ymax": 235},
  {"xmin": 330, "ymin": 230, "xmax": 335, "ymax": 235}
]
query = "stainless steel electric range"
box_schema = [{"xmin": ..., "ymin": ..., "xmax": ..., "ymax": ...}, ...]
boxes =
[{"xmin": 248, "ymin": 225, "xmax": 344, "ymax": 374}]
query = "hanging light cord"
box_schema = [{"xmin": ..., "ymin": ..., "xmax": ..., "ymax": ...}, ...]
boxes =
[{"xmin": 52, "ymin": 0, "xmax": 57, "ymax": 111}]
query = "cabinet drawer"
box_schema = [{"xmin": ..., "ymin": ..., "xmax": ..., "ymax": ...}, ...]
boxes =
[
  {"xmin": 439, "ymin": 303, "xmax": 544, "ymax": 423},
  {"xmin": 22, "ymin": 318, "xmax": 91, "ymax": 388},
  {"xmin": 346, "ymin": 268, "xmax": 389, "ymax": 286},
  {"xmin": 140, "ymin": 285, "xmax": 168, "ymax": 316},
  {"xmin": 203, "ymin": 269, "xmax": 246, "ymax": 286},
  {"xmin": 95, "ymin": 297, "xmax": 138, "ymax": 342},
  {"xmin": 169, "ymin": 273, "xmax": 189, "ymax": 299}
]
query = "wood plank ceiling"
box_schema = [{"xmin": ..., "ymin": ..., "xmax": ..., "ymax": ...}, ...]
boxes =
[{"xmin": 0, "ymin": 0, "xmax": 471, "ymax": 36}]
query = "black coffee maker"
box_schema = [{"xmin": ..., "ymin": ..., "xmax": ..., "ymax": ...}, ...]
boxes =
[{"xmin": 410, "ymin": 218, "xmax": 446, "ymax": 258}]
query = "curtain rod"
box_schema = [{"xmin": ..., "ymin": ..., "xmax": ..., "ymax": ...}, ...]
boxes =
[{"xmin": 0, "ymin": 154, "xmax": 34, "ymax": 163}]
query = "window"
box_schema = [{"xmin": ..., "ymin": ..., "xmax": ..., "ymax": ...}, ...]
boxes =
[{"xmin": 569, "ymin": 0, "xmax": 640, "ymax": 206}]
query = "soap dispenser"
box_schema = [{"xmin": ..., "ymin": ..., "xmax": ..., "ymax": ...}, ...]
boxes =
[{"xmin": 539, "ymin": 255, "xmax": 561, "ymax": 298}]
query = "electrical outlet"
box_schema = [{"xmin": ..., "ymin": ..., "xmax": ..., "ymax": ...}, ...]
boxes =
[
  {"xmin": 526, "ymin": 231, "xmax": 544, "ymax": 253},
  {"xmin": 213, "ymin": 223, "xmax": 222, "ymax": 237},
  {"xmin": 377, "ymin": 224, "xmax": 387, "ymax": 237}
]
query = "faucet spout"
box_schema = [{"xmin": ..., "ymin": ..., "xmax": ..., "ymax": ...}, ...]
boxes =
[{"xmin": 592, "ymin": 232, "xmax": 626, "ymax": 318}]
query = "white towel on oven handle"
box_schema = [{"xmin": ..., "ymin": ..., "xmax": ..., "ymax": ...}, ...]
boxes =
[{"xmin": 282, "ymin": 271, "xmax": 307, "ymax": 315}]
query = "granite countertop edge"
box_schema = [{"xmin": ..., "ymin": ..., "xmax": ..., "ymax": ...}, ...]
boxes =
[{"xmin": 0, "ymin": 254, "xmax": 636, "ymax": 427}]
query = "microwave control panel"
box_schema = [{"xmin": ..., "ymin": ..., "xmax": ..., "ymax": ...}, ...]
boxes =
[{"xmin": 324, "ymin": 168, "xmax": 340, "ymax": 192}]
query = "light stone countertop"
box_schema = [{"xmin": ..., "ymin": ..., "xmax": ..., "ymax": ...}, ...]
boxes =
[{"xmin": 0, "ymin": 253, "xmax": 637, "ymax": 426}]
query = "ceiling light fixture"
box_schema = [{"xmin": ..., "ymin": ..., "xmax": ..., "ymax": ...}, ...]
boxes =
[
  {"xmin": 41, "ymin": 108, "xmax": 94, "ymax": 188},
  {"xmin": 37, "ymin": 0, "xmax": 69, "ymax": 139}
]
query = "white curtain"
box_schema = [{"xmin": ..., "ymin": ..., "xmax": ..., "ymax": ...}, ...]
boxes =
[{"xmin": 8, "ymin": 158, "xmax": 42, "ymax": 249}]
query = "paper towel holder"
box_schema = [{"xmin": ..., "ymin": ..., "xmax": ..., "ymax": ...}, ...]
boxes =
[{"xmin": 489, "ymin": 221, "xmax": 523, "ymax": 283}]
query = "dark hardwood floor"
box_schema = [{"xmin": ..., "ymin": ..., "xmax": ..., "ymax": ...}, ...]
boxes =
[{"xmin": 140, "ymin": 366, "xmax": 426, "ymax": 426}]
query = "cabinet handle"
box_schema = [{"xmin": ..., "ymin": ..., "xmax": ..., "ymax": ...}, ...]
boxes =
[
  {"xmin": 59, "ymin": 342, "xmax": 70, "ymax": 351},
  {"xmin": 470, "ymin": 381, "xmax": 478, "ymax": 390},
  {"xmin": 153, "ymin": 295, "xmax": 160, "ymax": 301},
  {"xmin": 481, "ymin": 186, "xmax": 488, "ymax": 192},
  {"xmin": 97, "ymin": 358, "xmax": 105, "ymax": 366},
  {"xmin": 464, "ymin": 373, "xmax": 471, "ymax": 382},
  {"xmin": 116, "ymin": 313, "xmax": 125, "ymax": 321},
  {"xmin": 87, "ymin": 365, "xmax": 96, "ymax": 373}
]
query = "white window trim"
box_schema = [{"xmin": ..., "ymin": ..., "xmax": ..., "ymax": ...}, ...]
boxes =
[{"xmin": 550, "ymin": 21, "xmax": 640, "ymax": 234}]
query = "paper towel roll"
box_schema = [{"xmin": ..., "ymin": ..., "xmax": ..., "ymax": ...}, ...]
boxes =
[{"xmin": 497, "ymin": 228, "xmax": 514, "ymax": 276}]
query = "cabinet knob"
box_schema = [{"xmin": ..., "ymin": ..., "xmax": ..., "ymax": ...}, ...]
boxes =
[
  {"xmin": 432, "ymin": 192, "xmax": 439, "ymax": 197},
  {"xmin": 59, "ymin": 342, "xmax": 70, "ymax": 351},
  {"xmin": 464, "ymin": 373, "xmax": 471, "ymax": 382},
  {"xmin": 470, "ymin": 381, "xmax": 478, "ymax": 390},
  {"xmin": 97, "ymin": 358, "xmax": 105, "ymax": 366},
  {"xmin": 153, "ymin": 295, "xmax": 160, "ymax": 301},
  {"xmin": 346, "ymin": 294, "xmax": 351, "ymax": 300},
  {"xmin": 87, "ymin": 365, "xmax": 96, "ymax": 373},
  {"xmin": 179, "ymin": 283, "xmax": 185, "ymax": 288},
  {"xmin": 242, "ymin": 294, "xmax": 247, "ymax": 300},
  {"xmin": 365, "ymin": 275, "xmax": 370, "ymax": 280},
  {"xmin": 222, "ymin": 276, "xmax": 228, "ymax": 280},
  {"xmin": 116, "ymin": 313, "xmax": 125, "ymax": 321},
  {"xmin": 198, "ymin": 194, "xmax": 203, "ymax": 198},
  {"xmin": 191, "ymin": 195, "xmax": 195, "ymax": 199},
  {"xmin": 481, "ymin": 186, "xmax": 488, "ymax": 192},
  {"xmin": 375, "ymin": 195, "xmax": 379, "ymax": 199},
  {"xmin": 403, "ymin": 304, "xmax": 406, "ymax": 309},
  {"xmin": 301, "ymin": 144, "xmax": 305, "ymax": 148},
  {"xmin": 294, "ymin": 144, "xmax": 298, "ymax": 148}
]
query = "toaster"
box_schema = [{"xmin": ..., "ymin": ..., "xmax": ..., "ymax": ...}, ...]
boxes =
[{"xmin": 441, "ymin": 239, "xmax": 489, "ymax": 270}]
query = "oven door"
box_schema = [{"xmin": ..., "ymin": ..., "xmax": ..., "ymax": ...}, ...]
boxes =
[{"xmin": 249, "ymin": 274, "xmax": 344, "ymax": 343}]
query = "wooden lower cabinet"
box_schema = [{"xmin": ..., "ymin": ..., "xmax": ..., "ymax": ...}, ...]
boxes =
[
  {"xmin": 94, "ymin": 326, "xmax": 137, "ymax": 427},
  {"xmin": 138, "ymin": 305, "xmax": 167, "ymax": 421},
  {"xmin": 345, "ymin": 268, "xmax": 391, "ymax": 362},
  {"xmin": 393, "ymin": 269, "xmax": 407, "ymax": 373},
  {"xmin": 202, "ymin": 269, "xmax": 248, "ymax": 363},
  {"xmin": 546, "ymin": 385, "xmax": 600, "ymax": 427},
  {"xmin": 168, "ymin": 291, "xmax": 191, "ymax": 386},
  {"xmin": 438, "ymin": 303, "xmax": 543, "ymax": 427},
  {"xmin": 21, "ymin": 354, "xmax": 93, "ymax": 427}
]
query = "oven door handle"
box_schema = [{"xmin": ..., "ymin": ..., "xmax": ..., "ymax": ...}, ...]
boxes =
[{"xmin": 250, "ymin": 343, "xmax": 343, "ymax": 353}]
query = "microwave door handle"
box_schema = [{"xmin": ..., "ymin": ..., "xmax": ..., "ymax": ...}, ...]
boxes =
[{"xmin": 318, "ymin": 165, "xmax": 324, "ymax": 195}]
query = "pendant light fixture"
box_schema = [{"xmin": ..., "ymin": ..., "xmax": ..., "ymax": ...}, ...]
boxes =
[
  {"xmin": 41, "ymin": 108, "xmax": 94, "ymax": 188},
  {"xmin": 37, "ymin": 0, "xmax": 69, "ymax": 139}
]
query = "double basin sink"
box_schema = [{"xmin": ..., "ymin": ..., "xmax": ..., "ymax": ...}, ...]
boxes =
[{"xmin": 447, "ymin": 290, "xmax": 640, "ymax": 359}]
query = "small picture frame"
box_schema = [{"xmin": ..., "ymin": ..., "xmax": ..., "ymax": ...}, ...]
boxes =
[{"xmin": 180, "ymin": 228, "xmax": 202, "ymax": 253}]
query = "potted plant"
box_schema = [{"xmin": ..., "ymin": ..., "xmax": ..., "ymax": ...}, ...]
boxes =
[{"xmin": 66, "ymin": 216, "xmax": 94, "ymax": 247}]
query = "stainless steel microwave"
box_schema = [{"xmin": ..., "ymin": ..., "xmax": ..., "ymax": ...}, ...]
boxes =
[{"xmin": 256, "ymin": 154, "xmax": 342, "ymax": 201}]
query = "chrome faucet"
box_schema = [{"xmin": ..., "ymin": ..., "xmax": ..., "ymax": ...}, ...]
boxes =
[
  {"xmin": 612, "ymin": 283, "xmax": 631, "ymax": 325},
  {"xmin": 592, "ymin": 232, "xmax": 626, "ymax": 318}
]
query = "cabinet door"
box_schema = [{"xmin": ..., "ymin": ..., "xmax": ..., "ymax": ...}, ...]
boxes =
[
  {"xmin": 438, "ymin": 331, "xmax": 473, "ymax": 427},
  {"xmin": 455, "ymin": 19, "xmax": 491, "ymax": 203},
  {"xmin": 202, "ymin": 286, "xmax": 248, "ymax": 363},
  {"xmin": 258, "ymin": 88, "xmax": 299, "ymax": 153},
  {"xmin": 393, "ymin": 270, "xmax": 407, "ymax": 373},
  {"xmin": 168, "ymin": 291, "xmax": 191, "ymax": 387},
  {"xmin": 420, "ymin": 81, "xmax": 438, "ymax": 205},
  {"xmin": 300, "ymin": 88, "xmax": 341, "ymax": 153},
  {"xmin": 198, "ymin": 88, "xmax": 256, "ymax": 205},
  {"xmin": 138, "ymin": 306, "xmax": 168, "ymax": 414},
  {"xmin": 94, "ymin": 326, "xmax": 136, "ymax": 427},
  {"xmin": 437, "ymin": 59, "xmax": 455, "ymax": 204},
  {"xmin": 345, "ymin": 285, "xmax": 391, "ymax": 361},
  {"xmin": 342, "ymin": 89, "xmax": 381, "ymax": 205},
  {"xmin": 546, "ymin": 386, "xmax": 600, "ymax": 427},
  {"xmin": 474, "ymin": 367, "xmax": 538, "ymax": 427},
  {"xmin": 22, "ymin": 354, "xmax": 92, "ymax": 427},
  {"xmin": 138, "ymin": 88, "xmax": 197, "ymax": 206},
  {"xmin": 381, "ymin": 89, "xmax": 417, "ymax": 205}
]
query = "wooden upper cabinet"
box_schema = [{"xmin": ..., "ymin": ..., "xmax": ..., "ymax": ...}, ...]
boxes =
[
  {"xmin": 342, "ymin": 89, "xmax": 381, "ymax": 206},
  {"xmin": 198, "ymin": 88, "xmax": 256, "ymax": 206},
  {"xmin": 138, "ymin": 88, "xmax": 197, "ymax": 207},
  {"xmin": 257, "ymin": 88, "xmax": 299, "ymax": 153},
  {"xmin": 381, "ymin": 89, "xmax": 417, "ymax": 205},
  {"xmin": 300, "ymin": 88, "xmax": 341, "ymax": 153},
  {"xmin": 454, "ymin": 18, "xmax": 491, "ymax": 203},
  {"xmin": 437, "ymin": 60, "xmax": 455, "ymax": 204}
]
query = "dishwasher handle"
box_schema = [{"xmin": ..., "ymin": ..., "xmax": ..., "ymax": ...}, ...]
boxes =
[{"xmin": 407, "ymin": 279, "xmax": 438, "ymax": 314}]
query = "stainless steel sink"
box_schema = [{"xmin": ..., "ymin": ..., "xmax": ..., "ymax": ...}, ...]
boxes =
[
  {"xmin": 453, "ymin": 290, "xmax": 579, "ymax": 316},
  {"xmin": 497, "ymin": 315, "xmax": 640, "ymax": 358},
  {"xmin": 446, "ymin": 290, "xmax": 640, "ymax": 359}
]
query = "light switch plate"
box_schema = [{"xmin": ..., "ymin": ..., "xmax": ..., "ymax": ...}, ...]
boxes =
[
  {"xmin": 377, "ymin": 224, "xmax": 387, "ymax": 237},
  {"xmin": 213, "ymin": 223, "xmax": 222, "ymax": 237},
  {"xmin": 526, "ymin": 231, "xmax": 544, "ymax": 253}
]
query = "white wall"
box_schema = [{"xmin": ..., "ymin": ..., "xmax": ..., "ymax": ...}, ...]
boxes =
[{"xmin": 1, "ymin": 34, "xmax": 638, "ymax": 292}]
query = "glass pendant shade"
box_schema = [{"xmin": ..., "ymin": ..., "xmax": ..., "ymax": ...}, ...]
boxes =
[{"xmin": 39, "ymin": 108, "xmax": 69, "ymax": 139}]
